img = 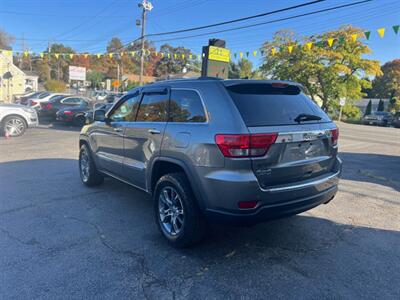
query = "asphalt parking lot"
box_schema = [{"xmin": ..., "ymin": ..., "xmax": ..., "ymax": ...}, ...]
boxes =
[{"xmin": 0, "ymin": 122, "xmax": 399, "ymax": 299}]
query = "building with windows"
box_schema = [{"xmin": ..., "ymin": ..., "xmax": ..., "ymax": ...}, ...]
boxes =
[{"xmin": 0, "ymin": 50, "xmax": 38, "ymax": 103}]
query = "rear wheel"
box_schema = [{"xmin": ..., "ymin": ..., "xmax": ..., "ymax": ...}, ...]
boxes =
[
  {"xmin": 154, "ymin": 173, "xmax": 206, "ymax": 248},
  {"xmin": 2, "ymin": 115, "xmax": 27, "ymax": 137},
  {"xmin": 79, "ymin": 144, "xmax": 104, "ymax": 186},
  {"xmin": 73, "ymin": 115, "xmax": 86, "ymax": 127}
]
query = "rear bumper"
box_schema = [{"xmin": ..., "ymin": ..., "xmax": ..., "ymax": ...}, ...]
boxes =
[
  {"xmin": 205, "ymin": 185, "xmax": 337, "ymax": 225},
  {"xmin": 200, "ymin": 157, "xmax": 342, "ymax": 225}
]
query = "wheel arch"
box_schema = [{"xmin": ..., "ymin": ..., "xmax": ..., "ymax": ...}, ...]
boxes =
[
  {"xmin": 1, "ymin": 113, "xmax": 28, "ymax": 127},
  {"xmin": 149, "ymin": 157, "xmax": 206, "ymax": 209}
]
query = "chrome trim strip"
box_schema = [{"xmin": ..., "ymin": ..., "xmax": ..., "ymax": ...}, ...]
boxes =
[
  {"xmin": 261, "ymin": 170, "xmax": 340, "ymax": 193},
  {"xmin": 276, "ymin": 130, "xmax": 332, "ymax": 143}
]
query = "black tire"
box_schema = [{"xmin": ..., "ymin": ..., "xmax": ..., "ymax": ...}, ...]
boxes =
[
  {"xmin": 154, "ymin": 172, "xmax": 206, "ymax": 248},
  {"xmin": 73, "ymin": 115, "xmax": 86, "ymax": 127},
  {"xmin": 79, "ymin": 144, "xmax": 104, "ymax": 186},
  {"xmin": 2, "ymin": 115, "xmax": 27, "ymax": 137}
]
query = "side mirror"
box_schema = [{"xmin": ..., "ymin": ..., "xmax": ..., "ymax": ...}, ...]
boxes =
[{"xmin": 94, "ymin": 109, "xmax": 106, "ymax": 122}]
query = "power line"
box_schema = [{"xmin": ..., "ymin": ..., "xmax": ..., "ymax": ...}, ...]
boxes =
[
  {"xmin": 147, "ymin": 0, "xmax": 374, "ymax": 43},
  {"xmin": 144, "ymin": 0, "xmax": 327, "ymax": 38},
  {"xmin": 111, "ymin": 0, "xmax": 328, "ymax": 53}
]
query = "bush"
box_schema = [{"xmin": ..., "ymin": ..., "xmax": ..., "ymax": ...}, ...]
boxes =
[
  {"xmin": 342, "ymin": 104, "xmax": 362, "ymax": 120},
  {"xmin": 44, "ymin": 80, "xmax": 66, "ymax": 92}
]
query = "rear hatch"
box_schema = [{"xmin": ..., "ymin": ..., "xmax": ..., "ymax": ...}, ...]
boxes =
[{"xmin": 224, "ymin": 82, "xmax": 338, "ymax": 189}]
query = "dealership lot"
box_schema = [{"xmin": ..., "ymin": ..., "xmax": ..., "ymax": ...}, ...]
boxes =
[{"xmin": 0, "ymin": 123, "xmax": 399, "ymax": 299}]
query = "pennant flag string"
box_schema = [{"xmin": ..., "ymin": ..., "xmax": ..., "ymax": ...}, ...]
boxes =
[{"xmin": 2, "ymin": 24, "xmax": 398, "ymax": 62}]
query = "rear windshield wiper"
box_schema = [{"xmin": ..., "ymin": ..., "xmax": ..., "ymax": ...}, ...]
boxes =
[{"xmin": 294, "ymin": 113, "xmax": 322, "ymax": 123}]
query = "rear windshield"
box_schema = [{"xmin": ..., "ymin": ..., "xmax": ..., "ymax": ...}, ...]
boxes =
[{"xmin": 226, "ymin": 83, "xmax": 330, "ymax": 126}]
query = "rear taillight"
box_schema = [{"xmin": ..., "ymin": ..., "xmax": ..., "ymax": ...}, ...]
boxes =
[
  {"xmin": 215, "ymin": 133, "xmax": 278, "ymax": 158},
  {"xmin": 30, "ymin": 101, "xmax": 37, "ymax": 106},
  {"xmin": 331, "ymin": 128, "xmax": 339, "ymax": 146},
  {"xmin": 41, "ymin": 103, "xmax": 53, "ymax": 110},
  {"xmin": 63, "ymin": 110, "xmax": 73, "ymax": 116}
]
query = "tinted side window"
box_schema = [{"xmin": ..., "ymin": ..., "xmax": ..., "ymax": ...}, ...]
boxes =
[
  {"xmin": 136, "ymin": 93, "xmax": 168, "ymax": 122},
  {"xmin": 61, "ymin": 97, "xmax": 81, "ymax": 105},
  {"xmin": 169, "ymin": 90, "xmax": 206, "ymax": 122},
  {"xmin": 109, "ymin": 94, "xmax": 140, "ymax": 122}
]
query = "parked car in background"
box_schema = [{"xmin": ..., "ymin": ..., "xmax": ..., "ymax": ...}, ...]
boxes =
[
  {"xmin": 362, "ymin": 111, "xmax": 393, "ymax": 126},
  {"xmin": 56, "ymin": 99, "xmax": 91, "ymax": 126},
  {"xmin": 84, "ymin": 103, "xmax": 114, "ymax": 124},
  {"xmin": 19, "ymin": 91, "xmax": 50, "ymax": 106},
  {"xmin": 79, "ymin": 78, "xmax": 342, "ymax": 247},
  {"xmin": 28, "ymin": 93, "xmax": 70, "ymax": 109},
  {"xmin": 0, "ymin": 104, "xmax": 38, "ymax": 137},
  {"xmin": 392, "ymin": 111, "xmax": 400, "ymax": 128},
  {"xmin": 39, "ymin": 95, "xmax": 90, "ymax": 120}
]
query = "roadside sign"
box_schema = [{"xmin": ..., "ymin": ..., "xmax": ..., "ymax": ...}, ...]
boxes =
[
  {"xmin": 69, "ymin": 66, "xmax": 86, "ymax": 81},
  {"xmin": 339, "ymin": 98, "xmax": 346, "ymax": 106},
  {"xmin": 208, "ymin": 46, "xmax": 230, "ymax": 63}
]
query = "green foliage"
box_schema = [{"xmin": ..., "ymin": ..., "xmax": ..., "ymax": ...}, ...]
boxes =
[
  {"xmin": 44, "ymin": 80, "xmax": 66, "ymax": 92},
  {"xmin": 365, "ymin": 99, "xmax": 372, "ymax": 116},
  {"xmin": 154, "ymin": 44, "xmax": 195, "ymax": 76},
  {"xmin": 126, "ymin": 81, "xmax": 139, "ymax": 90},
  {"xmin": 260, "ymin": 26, "xmax": 382, "ymax": 111},
  {"xmin": 370, "ymin": 59, "xmax": 400, "ymax": 107},
  {"xmin": 87, "ymin": 71, "xmax": 105, "ymax": 89},
  {"xmin": 342, "ymin": 104, "xmax": 361, "ymax": 120},
  {"xmin": 238, "ymin": 59, "xmax": 253, "ymax": 78},
  {"xmin": 377, "ymin": 99, "xmax": 385, "ymax": 111}
]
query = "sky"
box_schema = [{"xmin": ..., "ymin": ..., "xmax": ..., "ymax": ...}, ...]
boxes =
[{"xmin": 0, "ymin": 0, "xmax": 399, "ymax": 66}]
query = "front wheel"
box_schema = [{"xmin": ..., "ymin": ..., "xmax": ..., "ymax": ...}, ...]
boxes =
[
  {"xmin": 79, "ymin": 144, "xmax": 104, "ymax": 186},
  {"xmin": 2, "ymin": 115, "xmax": 27, "ymax": 137},
  {"xmin": 154, "ymin": 173, "xmax": 206, "ymax": 248}
]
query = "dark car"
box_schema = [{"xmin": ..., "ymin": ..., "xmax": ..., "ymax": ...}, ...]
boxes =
[
  {"xmin": 39, "ymin": 95, "xmax": 88, "ymax": 120},
  {"xmin": 362, "ymin": 111, "xmax": 393, "ymax": 126},
  {"xmin": 85, "ymin": 103, "xmax": 114, "ymax": 124},
  {"xmin": 78, "ymin": 78, "xmax": 341, "ymax": 247},
  {"xmin": 392, "ymin": 111, "xmax": 400, "ymax": 128},
  {"xmin": 56, "ymin": 99, "xmax": 91, "ymax": 126}
]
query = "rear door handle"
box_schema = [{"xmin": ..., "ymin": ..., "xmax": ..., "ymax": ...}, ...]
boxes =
[
  {"xmin": 148, "ymin": 129, "xmax": 161, "ymax": 134},
  {"xmin": 114, "ymin": 127, "xmax": 123, "ymax": 133}
]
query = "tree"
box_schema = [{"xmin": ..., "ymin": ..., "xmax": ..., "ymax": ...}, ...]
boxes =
[
  {"xmin": 154, "ymin": 44, "xmax": 195, "ymax": 77},
  {"xmin": 107, "ymin": 37, "xmax": 123, "ymax": 53},
  {"xmin": 238, "ymin": 58, "xmax": 253, "ymax": 78},
  {"xmin": 365, "ymin": 99, "xmax": 372, "ymax": 116},
  {"xmin": 260, "ymin": 26, "xmax": 382, "ymax": 112},
  {"xmin": 0, "ymin": 29, "xmax": 14, "ymax": 50},
  {"xmin": 229, "ymin": 61, "xmax": 240, "ymax": 79},
  {"xmin": 370, "ymin": 59, "xmax": 400, "ymax": 112},
  {"xmin": 87, "ymin": 71, "xmax": 105, "ymax": 89},
  {"xmin": 377, "ymin": 99, "xmax": 384, "ymax": 111}
]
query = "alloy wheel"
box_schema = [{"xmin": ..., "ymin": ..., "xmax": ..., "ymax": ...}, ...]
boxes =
[
  {"xmin": 158, "ymin": 186, "xmax": 184, "ymax": 236},
  {"xmin": 5, "ymin": 118, "xmax": 25, "ymax": 136},
  {"xmin": 80, "ymin": 149, "xmax": 90, "ymax": 182}
]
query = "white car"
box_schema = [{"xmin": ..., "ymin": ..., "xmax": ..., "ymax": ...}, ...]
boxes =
[
  {"xmin": 28, "ymin": 93, "xmax": 70, "ymax": 109},
  {"xmin": 0, "ymin": 104, "xmax": 38, "ymax": 137}
]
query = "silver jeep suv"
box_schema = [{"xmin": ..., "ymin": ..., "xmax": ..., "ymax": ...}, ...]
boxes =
[{"xmin": 79, "ymin": 78, "xmax": 341, "ymax": 247}]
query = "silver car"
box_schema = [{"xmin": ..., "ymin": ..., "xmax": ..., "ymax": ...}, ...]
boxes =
[
  {"xmin": 0, "ymin": 104, "xmax": 38, "ymax": 137},
  {"xmin": 79, "ymin": 78, "xmax": 342, "ymax": 247}
]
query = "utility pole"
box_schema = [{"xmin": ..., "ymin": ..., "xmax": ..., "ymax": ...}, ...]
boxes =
[{"xmin": 138, "ymin": 0, "xmax": 153, "ymax": 86}]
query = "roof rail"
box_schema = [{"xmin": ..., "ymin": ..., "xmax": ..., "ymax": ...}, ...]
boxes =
[{"xmin": 197, "ymin": 76, "xmax": 224, "ymax": 80}]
